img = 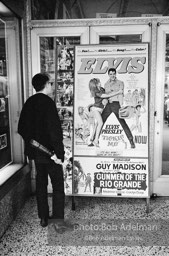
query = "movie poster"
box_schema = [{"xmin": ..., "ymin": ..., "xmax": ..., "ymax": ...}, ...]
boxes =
[
  {"xmin": 74, "ymin": 44, "xmax": 149, "ymax": 158},
  {"xmin": 73, "ymin": 44, "xmax": 149, "ymax": 197},
  {"xmin": 73, "ymin": 157, "xmax": 149, "ymax": 197}
]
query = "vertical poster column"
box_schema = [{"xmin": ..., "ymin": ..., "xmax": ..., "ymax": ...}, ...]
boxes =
[
  {"xmin": 56, "ymin": 43, "xmax": 74, "ymax": 195},
  {"xmin": 73, "ymin": 44, "xmax": 149, "ymax": 198}
]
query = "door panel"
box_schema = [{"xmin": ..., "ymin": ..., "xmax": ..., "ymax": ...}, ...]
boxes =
[
  {"xmin": 90, "ymin": 25, "xmax": 150, "ymax": 44},
  {"xmin": 31, "ymin": 26, "xmax": 89, "ymax": 77}
]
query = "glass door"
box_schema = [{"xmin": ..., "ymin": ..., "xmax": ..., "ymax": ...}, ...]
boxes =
[
  {"xmin": 31, "ymin": 25, "xmax": 89, "ymax": 194},
  {"xmin": 154, "ymin": 24, "xmax": 169, "ymax": 195},
  {"xmin": 88, "ymin": 24, "xmax": 151, "ymax": 198}
]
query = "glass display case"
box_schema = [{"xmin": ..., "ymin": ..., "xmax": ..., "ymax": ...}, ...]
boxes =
[{"xmin": 40, "ymin": 36, "xmax": 80, "ymax": 194}]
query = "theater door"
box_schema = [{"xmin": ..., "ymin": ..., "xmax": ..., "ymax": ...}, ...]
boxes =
[{"xmin": 153, "ymin": 24, "xmax": 169, "ymax": 196}]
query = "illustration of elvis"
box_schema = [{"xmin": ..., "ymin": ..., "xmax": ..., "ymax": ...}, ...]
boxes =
[{"xmin": 101, "ymin": 68, "xmax": 135, "ymax": 148}]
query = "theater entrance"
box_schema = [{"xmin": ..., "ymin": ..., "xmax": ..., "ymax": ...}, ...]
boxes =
[{"xmin": 30, "ymin": 18, "xmax": 169, "ymax": 196}]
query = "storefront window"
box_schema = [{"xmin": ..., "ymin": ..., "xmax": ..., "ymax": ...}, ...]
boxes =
[
  {"xmin": 0, "ymin": 19, "xmax": 12, "ymax": 169},
  {"xmin": 31, "ymin": 0, "xmax": 167, "ymax": 20}
]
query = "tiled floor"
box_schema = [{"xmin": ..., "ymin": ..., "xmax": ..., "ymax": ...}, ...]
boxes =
[{"xmin": 0, "ymin": 195, "xmax": 169, "ymax": 255}]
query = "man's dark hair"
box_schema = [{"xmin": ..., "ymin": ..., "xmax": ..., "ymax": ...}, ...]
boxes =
[
  {"xmin": 32, "ymin": 73, "xmax": 50, "ymax": 92},
  {"xmin": 108, "ymin": 68, "xmax": 116, "ymax": 74}
]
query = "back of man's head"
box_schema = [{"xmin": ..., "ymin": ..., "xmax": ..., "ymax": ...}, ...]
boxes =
[
  {"xmin": 32, "ymin": 73, "xmax": 49, "ymax": 92},
  {"xmin": 108, "ymin": 68, "xmax": 116, "ymax": 74}
]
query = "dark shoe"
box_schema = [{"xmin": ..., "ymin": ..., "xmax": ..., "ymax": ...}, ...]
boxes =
[
  {"xmin": 88, "ymin": 143, "xmax": 94, "ymax": 147},
  {"xmin": 40, "ymin": 218, "xmax": 48, "ymax": 227},
  {"xmin": 130, "ymin": 140, "xmax": 135, "ymax": 148}
]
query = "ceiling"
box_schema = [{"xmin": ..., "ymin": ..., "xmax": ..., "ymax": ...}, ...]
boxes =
[
  {"xmin": 0, "ymin": 0, "xmax": 169, "ymax": 20},
  {"xmin": 77, "ymin": 0, "xmax": 169, "ymax": 18},
  {"xmin": 32, "ymin": 0, "xmax": 169, "ymax": 20}
]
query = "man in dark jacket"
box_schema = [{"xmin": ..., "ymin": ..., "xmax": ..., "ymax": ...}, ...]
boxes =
[{"xmin": 18, "ymin": 73, "xmax": 65, "ymax": 228}]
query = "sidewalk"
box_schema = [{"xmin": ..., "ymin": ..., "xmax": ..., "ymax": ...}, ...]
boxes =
[{"xmin": 0, "ymin": 196, "xmax": 169, "ymax": 255}]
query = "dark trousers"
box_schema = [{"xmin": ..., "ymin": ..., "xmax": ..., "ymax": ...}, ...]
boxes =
[
  {"xmin": 101, "ymin": 101, "xmax": 133, "ymax": 141},
  {"xmin": 34, "ymin": 159, "xmax": 65, "ymax": 219}
]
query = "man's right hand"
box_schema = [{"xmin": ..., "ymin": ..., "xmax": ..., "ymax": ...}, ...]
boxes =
[{"xmin": 51, "ymin": 154, "xmax": 62, "ymax": 165}]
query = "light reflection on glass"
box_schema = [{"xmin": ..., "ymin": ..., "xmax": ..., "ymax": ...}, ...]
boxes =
[{"xmin": 162, "ymin": 34, "xmax": 169, "ymax": 174}]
